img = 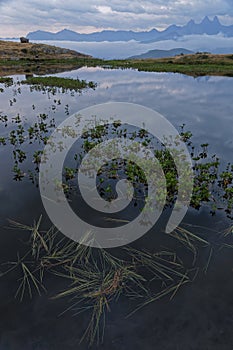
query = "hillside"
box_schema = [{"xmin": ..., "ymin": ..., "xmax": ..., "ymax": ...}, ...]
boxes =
[
  {"xmin": 129, "ymin": 48, "xmax": 194, "ymax": 59},
  {"xmin": 0, "ymin": 40, "xmax": 90, "ymax": 60}
]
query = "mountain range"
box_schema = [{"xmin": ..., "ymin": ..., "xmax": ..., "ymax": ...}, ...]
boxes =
[
  {"xmin": 26, "ymin": 16, "xmax": 233, "ymax": 43},
  {"xmin": 129, "ymin": 48, "xmax": 194, "ymax": 59}
]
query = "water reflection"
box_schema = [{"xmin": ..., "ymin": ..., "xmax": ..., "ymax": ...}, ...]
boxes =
[
  {"xmin": 0, "ymin": 68, "xmax": 233, "ymax": 349},
  {"xmin": 54, "ymin": 68, "xmax": 233, "ymax": 161}
]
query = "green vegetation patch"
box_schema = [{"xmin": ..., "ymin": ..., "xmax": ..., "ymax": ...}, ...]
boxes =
[
  {"xmin": 21, "ymin": 76, "xmax": 97, "ymax": 91},
  {"xmin": 1, "ymin": 54, "xmax": 233, "ymax": 77},
  {"xmin": 0, "ymin": 109, "xmax": 232, "ymax": 219},
  {"xmin": 102, "ymin": 59, "xmax": 233, "ymax": 77},
  {"xmin": 0, "ymin": 76, "xmax": 13, "ymax": 92},
  {"xmin": 0, "ymin": 76, "xmax": 13, "ymax": 86}
]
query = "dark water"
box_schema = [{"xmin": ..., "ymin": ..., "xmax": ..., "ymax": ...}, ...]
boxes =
[{"xmin": 0, "ymin": 69, "xmax": 233, "ymax": 349}]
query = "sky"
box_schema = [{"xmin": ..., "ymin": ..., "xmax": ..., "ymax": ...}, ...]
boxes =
[{"xmin": 0, "ymin": 0, "xmax": 233, "ymax": 37}]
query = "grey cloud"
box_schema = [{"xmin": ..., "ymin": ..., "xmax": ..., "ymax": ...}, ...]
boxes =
[{"xmin": 0, "ymin": 0, "xmax": 233, "ymax": 37}]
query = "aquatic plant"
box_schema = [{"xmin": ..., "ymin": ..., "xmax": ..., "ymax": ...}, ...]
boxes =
[
  {"xmin": 1, "ymin": 216, "xmax": 232, "ymax": 346},
  {"xmin": 2, "ymin": 217, "xmax": 190, "ymax": 346},
  {"xmin": 0, "ymin": 76, "xmax": 13, "ymax": 86},
  {"xmin": 21, "ymin": 76, "xmax": 97, "ymax": 93},
  {"xmin": 0, "ymin": 111, "xmax": 232, "ymax": 218}
]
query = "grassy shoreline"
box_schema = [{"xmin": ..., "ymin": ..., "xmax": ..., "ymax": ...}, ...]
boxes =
[
  {"xmin": 0, "ymin": 55, "xmax": 233, "ymax": 77},
  {"xmin": 1, "ymin": 40, "xmax": 233, "ymax": 77},
  {"xmin": 103, "ymin": 52, "xmax": 233, "ymax": 77},
  {"xmin": 0, "ymin": 43, "xmax": 233, "ymax": 77}
]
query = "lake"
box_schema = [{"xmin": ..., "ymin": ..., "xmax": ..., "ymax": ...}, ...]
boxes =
[{"xmin": 0, "ymin": 67, "xmax": 233, "ymax": 349}]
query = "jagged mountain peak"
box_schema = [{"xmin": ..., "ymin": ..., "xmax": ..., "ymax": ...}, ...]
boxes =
[
  {"xmin": 201, "ymin": 16, "xmax": 212, "ymax": 24},
  {"xmin": 213, "ymin": 15, "xmax": 221, "ymax": 24},
  {"xmin": 187, "ymin": 19, "xmax": 195, "ymax": 25},
  {"xmin": 26, "ymin": 15, "xmax": 233, "ymax": 43}
]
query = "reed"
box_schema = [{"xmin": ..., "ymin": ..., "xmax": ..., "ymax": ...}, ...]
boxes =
[{"xmin": 2, "ymin": 217, "xmax": 233, "ymax": 346}]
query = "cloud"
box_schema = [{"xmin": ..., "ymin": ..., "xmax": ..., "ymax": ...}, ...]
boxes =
[{"xmin": 0, "ymin": 0, "xmax": 233, "ymax": 37}]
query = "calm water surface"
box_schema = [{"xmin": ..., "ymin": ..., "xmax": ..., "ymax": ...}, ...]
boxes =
[{"xmin": 0, "ymin": 68, "xmax": 233, "ymax": 349}]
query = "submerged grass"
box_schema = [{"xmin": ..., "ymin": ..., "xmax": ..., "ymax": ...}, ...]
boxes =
[
  {"xmin": 15, "ymin": 261, "xmax": 46, "ymax": 302},
  {"xmin": 52, "ymin": 245, "xmax": 188, "ymax": 346},
  {"xmin": 169, "ymin": 226, "xmax": 209, "ymax": 263},
  {"xmin": 2, "ymin": 217, "xmax": 233, "ymax": 345},
  {"xmin": 2, "ymin": 217, "xmax": 195, "ymax": 346}
]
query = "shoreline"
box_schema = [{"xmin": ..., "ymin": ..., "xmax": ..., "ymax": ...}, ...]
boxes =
[{"xmin": 0, "ymin": 40, "xmax": 233, "ymax": 77}]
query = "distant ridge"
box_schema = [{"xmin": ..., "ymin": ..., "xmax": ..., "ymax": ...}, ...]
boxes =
[
  {"xmin": 128, "ymin": 48, "xmax": 194, "ymax": 59},
  {"xmin": 25, "ymin": 16, "xmax": 233, "ymax": 43},
  {"xmin": 26, "ymin": 28, "xmax": 160, "ymax": 42}
]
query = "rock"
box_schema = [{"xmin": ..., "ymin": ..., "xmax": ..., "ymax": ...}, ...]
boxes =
[{"xmin": 20, "ymin": 37, "xmax": 29, "ymax": 43}]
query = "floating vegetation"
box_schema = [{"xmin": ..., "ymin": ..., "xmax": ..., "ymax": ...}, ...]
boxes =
[
  {"xmin": 0, "ymin": 76, "xmax": 13, "ymax": 92},
  {"xmin": 0, "ymin": 109, "xmax": 232, "ymax": 218},
  {"xmin": 21, "ymin": 76, "xmax": 97, "ymax": 93},
  {"xmin": 0, "ymin": 76, "xmax": 13, "ymax": 85},
  {"xmin": 1, "ymin": 217, "xmax": 190, "ymax": 345},
  {"xmin": 0, "ymin": 69, "xmax": 232, "ymax": 346},
  {"xmin": 1, "ymin": 216, "xmax": 232, "ymax": 346}
]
